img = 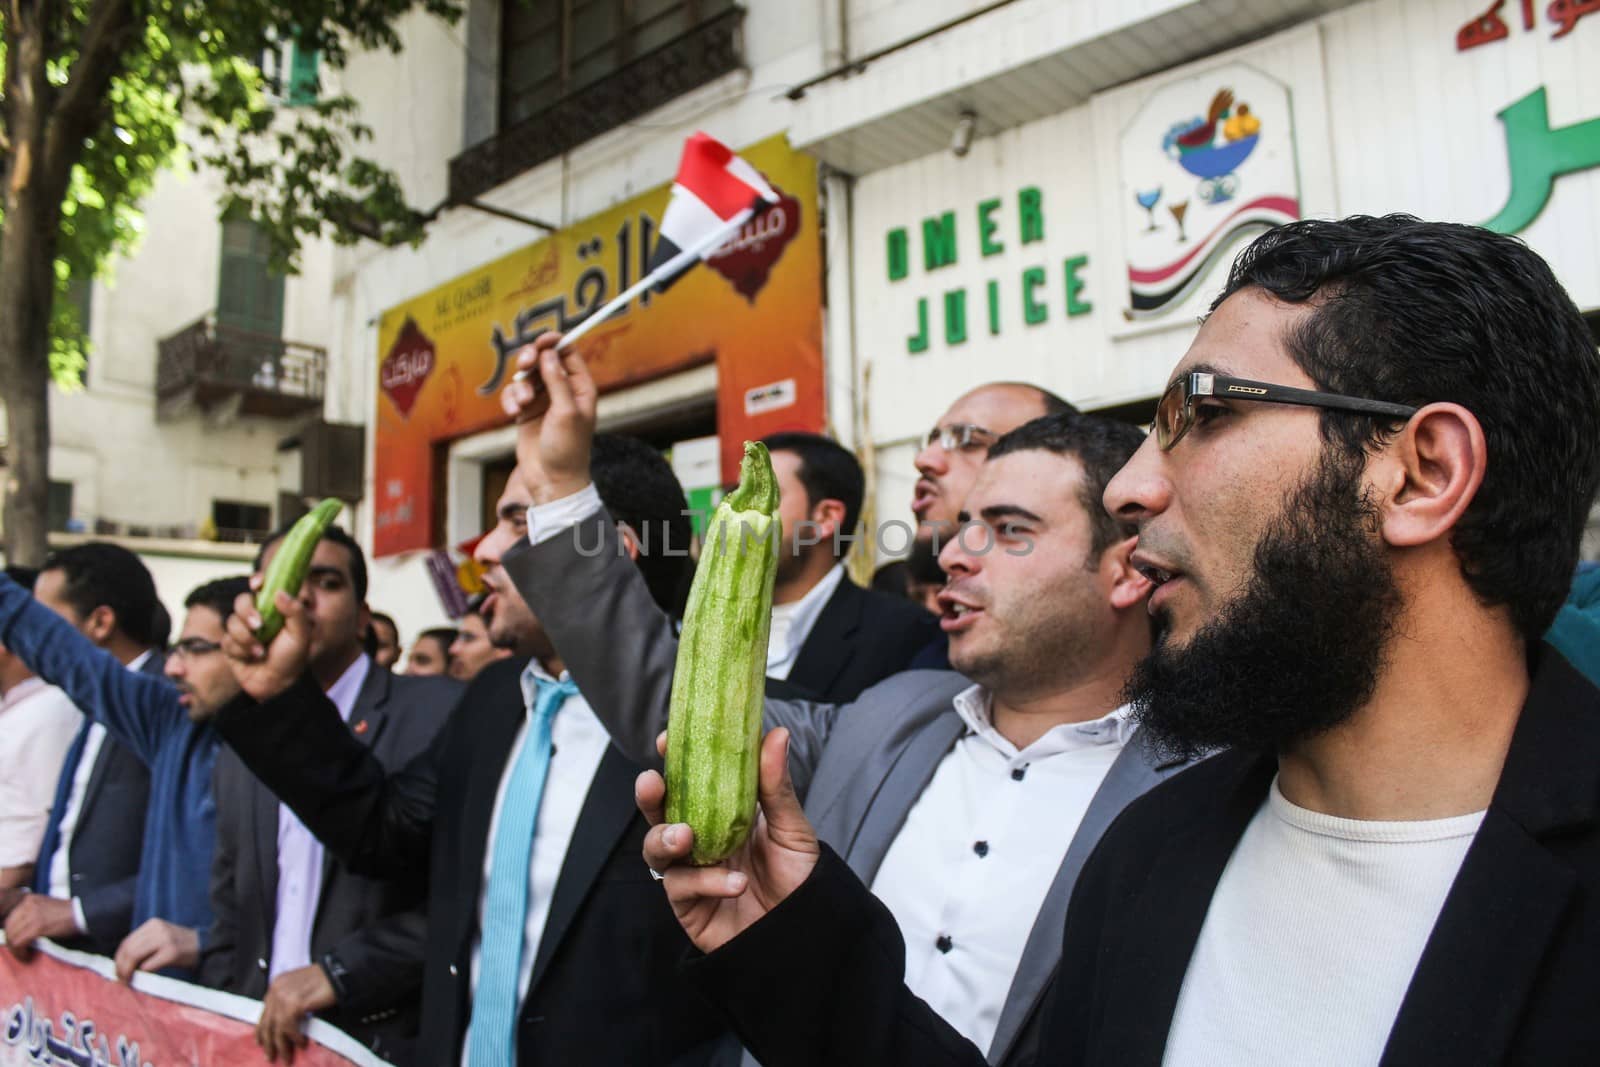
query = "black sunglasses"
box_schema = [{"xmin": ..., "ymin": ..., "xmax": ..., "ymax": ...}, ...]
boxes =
[{"xmin": 1155, "ymin": 372, "xmax": 1419, "ymax": 451}]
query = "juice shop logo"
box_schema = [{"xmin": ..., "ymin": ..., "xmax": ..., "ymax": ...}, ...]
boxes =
[
  {"xmin": 704, "ymin": 182, "xmax": 802, "ymax": 303},
  {"xmin": 381, "ymin": 317, "xmax": 437, "ymax": 419},
  {"xmin": 1120, "ymin": 63, "xmax": 1301, "ymax": 320}
]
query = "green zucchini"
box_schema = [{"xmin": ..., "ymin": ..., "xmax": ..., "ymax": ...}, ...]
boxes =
[
  {"xmin": 255, "ymin": 498, "xmax": 343, "ymax": 644},
  {"xmin": 665, "ymin": 441, "xmax": 780, "ymax": 865}
]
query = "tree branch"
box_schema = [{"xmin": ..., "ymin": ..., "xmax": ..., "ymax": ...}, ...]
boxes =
[{"xmin": 39, "ymin": 0, "xmax": 135, "ymax": 194}]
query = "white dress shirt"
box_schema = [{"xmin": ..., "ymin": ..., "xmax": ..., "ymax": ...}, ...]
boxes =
[
  {"xmin": 47, "ymin": 649, "xmax": 153, "ymax": 932},
  {"xmin": 1163, "ymin": 777, "xmax": 1483, "ymax": 1066},
  {"xmin": 269, "ymin": 653, "xmax": 370, "ymax": 979},
  {"xmin": 0, "ymin": 678, "xmax": 84, "ymax": 867},
  {"xmin": 766, "ymin": 564, "xmax": 845, "ymax": 680},
  {"xmin": 454, "ymin": 485, "xmax": 620, "ymax": 1067},
  {"xmin": 462, "ymin": 659, "xmax": 611, "ymax": 1067},
  {"xmin": 870, "ymin": 685, "xmax": 1136, "ymax": 1055}
]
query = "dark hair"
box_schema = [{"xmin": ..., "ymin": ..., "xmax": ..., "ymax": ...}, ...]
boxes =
[
  {"xmin": 369, "ymin": 611, "xmax": 397, "ymax": 634},
  {"xmin": 871, "ymin": 560, "xmax": 911, "ymax": 599},
  {"xmin": 185, "ymin": 575, "xmax": 253, "ymax": 621},
  {"xmin": 462, "ymin": 592, "xmax": 489, "ymax": 620},
  {"xmin": 418, "ymin": 627, "xmax": 458, "ymax": 652},
  {"xmin": 761, "ymin": 431, "xmax": 865, "ymax": 550},
  {"xmin": 150, "ymin": 600, "xmax": 172, "ymax": 651},
  {"xmin": 1214, "ymin": 214, "xmax": 1600, "ymax": 640},
  {"xmin": 987, "ymin": 412, "xmax": 1146, "ymax": 559},
  {"xmin": 590, "ymin": 434, "xmax": 695, "ymax": 618},
  {"xmin": 4, "ymin": 565, "xmax": 38, "ymax": 591},
  {"xmin": 40, "ymin": 542, "xmax": 160, "ymax": 647},
  {"xmin": 253, "ymin": 522, "xmax": 368, "ymax": 603}
]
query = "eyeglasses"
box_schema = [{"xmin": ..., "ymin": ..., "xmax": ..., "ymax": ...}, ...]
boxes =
[
  {"xmin": 172, "ymin": 637, "xmax": 223, "ymax": 660},
  {"xmin": 924, "ymin": 423, "xmax": 998, "ymax": 453},
  {"xmin": 1154, "ymin": 372, "xmax": 1419, "ymax": 451}
]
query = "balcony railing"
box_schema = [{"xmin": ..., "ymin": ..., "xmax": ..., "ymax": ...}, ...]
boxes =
[
  {"xmin": 157, "ymin": 316, "xmax": 326, "ymax": 421},
  {"xmin": 448, "ymin": 7, "xmax": 745, "ymax": 205}
]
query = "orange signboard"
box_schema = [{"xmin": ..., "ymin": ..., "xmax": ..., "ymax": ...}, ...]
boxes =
[{"xmin": 373, "ymin": 134, "xmax": 824, "ymax": 558}]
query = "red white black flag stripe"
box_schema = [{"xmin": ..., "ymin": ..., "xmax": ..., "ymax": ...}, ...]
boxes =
[
  {"xmin": 521, "ymin": 133, "xmax": 780, "ymax": 360},
  {"xmin": 645, "ymin": 131, "xmax": 780, "ymax": 290}
]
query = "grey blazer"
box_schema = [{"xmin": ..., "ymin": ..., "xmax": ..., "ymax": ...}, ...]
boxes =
[{"xmin": 505, "ymin": 511, "xmax": 1189, "ymax": 1066}]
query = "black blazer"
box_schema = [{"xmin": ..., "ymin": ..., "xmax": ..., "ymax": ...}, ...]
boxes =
[
  {"xmin": 216, "ymin": 658, "xmax": 729, "ymax": 1066},
  {"xmin": 684, "ymin": 644, "xmax": 1600, "ymax": 1066},
  {"xmin": 43, "ymin": 733, "xmax": 150, "ymax": 956},
  {"xmin": 785, "ymin": 578, "xmax": 939, "ymax": 704},
  {"xmin": 32, "ymin": 648, "xmax": 164, "ymax": 955},
  {"xmin": 201, "ymin": 666, "xmax": 457, "ymax": 1064}
]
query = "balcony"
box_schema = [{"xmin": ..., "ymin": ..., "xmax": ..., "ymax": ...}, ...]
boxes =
[
  {"xmin": 157, "ymin": 316, "xmax": 326, "ymax": 422},
  {"xmin": 448, "ymin": 7, "xmax": 744, "ymax": 205}
]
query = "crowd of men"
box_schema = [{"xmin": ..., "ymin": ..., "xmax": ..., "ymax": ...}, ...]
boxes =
[{"xmin": 4, "ymin": 215, "xmax": 1600, "ymax": 1065}]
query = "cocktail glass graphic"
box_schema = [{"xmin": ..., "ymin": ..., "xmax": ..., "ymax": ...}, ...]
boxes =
[{"xmin": 1135, "ymin": 188, "xmax": 1162, "ymax": 231}]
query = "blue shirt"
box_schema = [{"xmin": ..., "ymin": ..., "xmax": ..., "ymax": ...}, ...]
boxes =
[{"xmin": 0, "ymin": 574, "xmax": 217, "ymax": 968}]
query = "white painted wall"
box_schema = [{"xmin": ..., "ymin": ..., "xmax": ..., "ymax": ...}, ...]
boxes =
[
  {"xmin": 843, "ymin": 0, "xmax": 1600, "ymax": 553},
  {"xmin": 48, "ymin": 159, "xmax": 335, "ymax": 538}
]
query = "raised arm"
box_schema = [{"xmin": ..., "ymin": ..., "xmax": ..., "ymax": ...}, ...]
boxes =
[
  {"xmin": 500, "ymin": 334, "xmax": 840, "ymax": 798},
  {"xmin": 0, "ymin": 571, "xmax": 180, "ymax": 766}
]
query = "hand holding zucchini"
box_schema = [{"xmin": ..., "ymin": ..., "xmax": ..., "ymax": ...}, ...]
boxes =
[
  {"xmin": 254, "ymin": 498, "xmax": 343, "ymax": 644},
  {"xmin": 664, "ymin": 442, "xmax": 780, "ymax": 865}
]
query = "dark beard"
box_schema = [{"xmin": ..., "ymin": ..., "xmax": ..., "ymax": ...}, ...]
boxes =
[
  {"xmin": 906, "ymin": 535, "xmax": 946, "ymax": 585},
  {"xmin": 1124, "ymin": 449, "xmax": 1402, "ymax": 763}
]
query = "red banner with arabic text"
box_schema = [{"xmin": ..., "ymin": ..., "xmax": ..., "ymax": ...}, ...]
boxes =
[{"xmin": 1, "ymin": 938, "xmax": 388, "ymax": 1067}]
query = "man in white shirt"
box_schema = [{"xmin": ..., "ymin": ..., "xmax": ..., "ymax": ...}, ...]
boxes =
[
  {"xmin": 0, "ymin": 566, "xmax": 83, "ymax": 899},
  {"xmin": 499, "ymin": 336, "xmax": 1185, "ymax": 1063},
  {"xmin": 760, "ymin": 431, "xmax": 935, "ymax": 702}
]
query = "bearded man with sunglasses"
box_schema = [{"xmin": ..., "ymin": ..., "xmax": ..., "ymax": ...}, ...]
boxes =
[{"xmin": 639, "ymin": 214, "xmax": 1600, "ymax": 1065}]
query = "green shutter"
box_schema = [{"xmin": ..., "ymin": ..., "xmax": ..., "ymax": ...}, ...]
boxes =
[
  {"xmin": 287, "ymin": 41, "xmax": 319, "ymax": 106},
  {"xmin": 217, "ymin": 220, "xmax": 285, "ymax": 337}
]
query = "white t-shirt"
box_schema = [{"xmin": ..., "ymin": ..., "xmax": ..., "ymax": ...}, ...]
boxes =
[{"xmin": 1163, "ymin": 776, "xmax": 1485, "ymax": 1066}]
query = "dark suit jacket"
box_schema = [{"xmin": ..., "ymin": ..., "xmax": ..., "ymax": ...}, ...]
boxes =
[
  {"xmin": 215, "ymin": 658, "xmax": 728, "ymax": 1066},
  {"xmin": 43, "ymin": 735, "xmax": 149, "ymax": 956},
  {"xmin": 684, "ymin": 644, "xmax": 1600, "ymax": 1065},
  {"xmin": 785, "ymin": 577, "xmax": 939, "ymax": 703},
  {"xmin": 32, "ymin": 649, "xmax": 164, "ymax": 955},
  {"xmin": 201, "ymin": 666, "xmax": 457, "ymax": 1064}
]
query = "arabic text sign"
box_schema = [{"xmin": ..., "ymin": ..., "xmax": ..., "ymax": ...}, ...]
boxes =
[
  {"xmin": 1, "ymin": 938, "xmax": 387, "ymax": 1067},
  {"xmin": 372, "ymin": 134, "xmax": 824, "ymax": 558}
]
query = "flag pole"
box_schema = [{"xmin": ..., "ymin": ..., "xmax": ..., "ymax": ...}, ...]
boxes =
[{"xmin": 511, "ymin": 203, "xmax": 768, "ymax": 382}]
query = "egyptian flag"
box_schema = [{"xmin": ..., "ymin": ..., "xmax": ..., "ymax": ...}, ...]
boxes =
[{"xmin": 646, "ymin": 132, "xmax": 780, "ymax": 291}]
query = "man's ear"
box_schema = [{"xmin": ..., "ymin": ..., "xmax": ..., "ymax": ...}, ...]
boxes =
[
  {"xmin": 616, "ymin": 521, "xmax": 641, "ymax": 562},
  {"xmin": 1377, "ymin": 402, "xmax": 1486, "ymax": 549},
  {"xmin": 83, "ymin": 605, "xmax": 118, "ymax": 645},
  {"xmin": 1101, "ymin": 534, "xmax": 1152, "ymax": 610},
  {"xmin": 809, "ymin": 498, "xmax": 847, "ymax": 544}
]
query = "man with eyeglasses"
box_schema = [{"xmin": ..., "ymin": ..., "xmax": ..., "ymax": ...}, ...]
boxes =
[
  {"xmin": 637, "ymin": 215, "xmax": 1600, "ymax": 1064},
  {"xmin": 0, "ymin": 567, "xmax": 226, "ymax": 981},
  {"xmin": 907, "ymin": 384, "xmax": 1077, "ymax": 669}
]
